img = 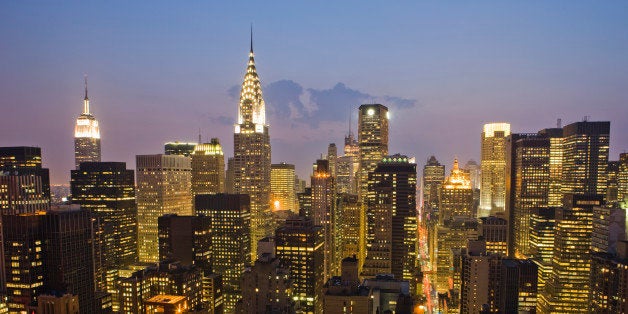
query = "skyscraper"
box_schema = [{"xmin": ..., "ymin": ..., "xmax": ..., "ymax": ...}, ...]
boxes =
[
  {"xmin": 423, "ymin": 156, "xmax": 445, "ymax": 211},
  {"xmin": 619, "ymin": 153, "xmax": 628, "ymax": 209},
  {"xmin": 337, "ymin": 131, "xmax": 359, "ymax": 194},
  {"xmin": 232, "ymin": 33, "xmax": 272, "ymax": 261},
  {"xmin": 357, "ymin": 104, "xmax": 388, "ymax": 266},
  {"xmin": 311, "ymin": 159, "xmax": 338, "ymax": 279},
  {"xmin": 195, "ymin": 194, "xmax": 251, "ymax": 313},
  {"xmin": 191, "ymin": 138, "xmax": 225, "ymax": 196},
  {"xmin": 74, "ymin": 77, "xmax": 101, "ymax": 169},
  {"xmin": 0, "ymin": 146, "xmax": 51, "ymax": 201},
  {"xmin": 275, "ymin": 217, "xmax": 324, "ymax": 314},
  {"xmin": 136, "ymin": 154, "xmax": 192, "ymax": 263},
  {"xmin": 158, "ymin": 214, "xmax": 212, "ymax": 271},
  {"xmin": 362, "ymin": 155, "xmax": 418, "ymax": 294},
  {"xmin": 479, "ymin": 122, "xmax": 510, "ymax": 217},
  {"xmin": 438, "ymin": 158, "xmax": 473, "ymax": 223},
  {"xmin": 327, "ymin": 143, "xmax": 337, "ymax": 178},
  {"xmin": 271, "ymin": 163, "xmax": 297, "ymax": 213},
  {"xmin": 336, "ymin": 194, "xmax": 361, "ymax": 260},
  {"xmin": 71, "ymin": 162, "xmax": 138, "ymax": 294}
]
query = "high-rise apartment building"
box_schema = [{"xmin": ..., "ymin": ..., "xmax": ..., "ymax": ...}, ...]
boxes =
[
  {"xmin": 423, "ymin": 156, "xmax": 445, "ymax": 211},
  {"xmin": 191, "ymin": 138, "xmax": 225, "ymax": 196},
  {"xmin": 362, "ymin": 155, "xmax": 418, "ymax": 294},
  {"xmin": 71, "ymin": 162, "xmax": 138, "ymax": 294},
  {"xmin": 311, "ymin": 159, "xmax": 338, "ymax": 279},
  {"xmin": 479, "ymin": 122, "xmax": 510, "ymax": 217},
  {"xmin": 357, "ymin": 104, "xmax": 388, "ymax": 267},
  {"xmin": 275, "ymin": 217, "xmax": 324, "ymax": 314},
  {"xmin": 74, "ymin": 78, "xmax": 101, "ymax": 169},
  {"xmin": 195, "ymin": 194, "xmax": 251, "ymax": 313},
  {"xmin": 136, "ymin": 154, "xmax": 192, "ymax": 263},
  {"xmin": 271, "ymin": 163, "xmax": 297, "ymax": 213},
  {"xmin": 438, "ymin": 158, "xmax": 473, "ymax": 223},
  {"xmin": 232, "ymin": 35, "xmax": 272, "ymax": 261}
]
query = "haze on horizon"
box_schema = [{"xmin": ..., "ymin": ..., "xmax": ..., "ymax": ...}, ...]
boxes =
[{"xmin": 1, "ymin": 1, "xmax": 628, "ymax": 184}]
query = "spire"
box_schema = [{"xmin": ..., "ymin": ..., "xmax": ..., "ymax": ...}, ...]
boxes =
[
  {"xmin": 453, "ymin": 158, "xmax": 459, "ymax": 171},
  {"xmin": 198, "ymin": 128, "xmax": 202, "ymax": 144},
  {"xmin": 82, "ymin": 75, "xmax": 90, "ymax": 115},
  {"xmin": 250, "ymin": 24, "xmax": 254, "ymax": 53},
  {"xmin": 237, "ymin": 27, "xmax": 266, "ymax": 128}
]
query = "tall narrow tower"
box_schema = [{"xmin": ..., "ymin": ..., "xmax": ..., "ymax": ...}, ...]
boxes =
[
  {"xmin": 74, "ymin": 76, "xmax": 101, "ymax": 169},
  {"xmin": 479, "ymin": 122, "xmax": 510, "ymax": 217},
  {"xmin": 233, "ymin": 30, "xmax": 272, "ymax": 261}
]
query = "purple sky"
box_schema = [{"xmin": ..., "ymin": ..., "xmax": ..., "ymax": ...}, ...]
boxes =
[{"xmin": 1, "ymin": 1, "xmax": 628, "ymax": 184}]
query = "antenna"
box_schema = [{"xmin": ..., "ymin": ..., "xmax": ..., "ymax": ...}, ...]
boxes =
[
  {"xmin": 198, "ymin": 128, "xmax": 202, "ymax": 144},
  {"xmin": 557, "ymin": 118, "xmax": 562, "ymax": 128}
]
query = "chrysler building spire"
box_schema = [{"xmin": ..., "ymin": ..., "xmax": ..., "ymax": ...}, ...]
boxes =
[{"xmin": 236, "ymin": 27, "xmax": 266, "ymax": 128}]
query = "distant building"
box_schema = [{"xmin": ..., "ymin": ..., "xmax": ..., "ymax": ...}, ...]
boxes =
[
  {"xmin": 74, "ymin": 78, "xmax": 101, "ymax": 168},
  {"xmin": 311, "ymin": 159, "xmax": 338, "ymax": 279},
  {"xmin": 479, "ymin": 122, "xmax": 510, "ymax": 217},
  {"xmin": 336, "ymin": 194, "xmax": 361, "ymax": 260},
  {"xmin": 136, "ymin": 154, "xmax": 192, "ymax": 262},
  {"xmin": 438, "ymin": 158, "xmax": 473, "ymax": 223},
  {"xmin": 423, "ymin": 156, "xmax": 445, "ymax": 211},
  {"xmin": 618, "ymin": 153, "xmax": 628, "ymax": 209},
  {"xmin": 297, "ymin": 187, "xmax": 312, "ymax": 219},
  {"xmin": 271, "ymin": 163, "xmax": 297, "ymax": 213}
]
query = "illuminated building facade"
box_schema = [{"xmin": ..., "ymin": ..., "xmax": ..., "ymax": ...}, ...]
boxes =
[
  {"xmin": 423, "ymin": 156, "xmax": 445, "ymax": 211},
  {"xmin": 438, "ymin": 158, "xmax": 473, "ymax": 223},
  {"xmin": 0, "ymin": 146, "xmax": 51, "ymax": 203},
  {"xmin": 362, "ymin": 155, "xmax": 417, "ymax": 294},
  {"xmin": 191, "ymin": 138, "xmax": 225, "ymax": 195},
  {"xmin": 195, "ymin": 193, "xmax": 251, "ymax": 313},
  {"xmin": 479, "ymin": 215, "xmax": 508, "ymax": 255},
  {"xmin": 323, "ymin": 257, "xmax": 372, "ymax": 314},
  {"xmin": 164, "ymin": 141, "xmax": 197, "ymax": 157},
  {"xmin": 271, "ymin": 162, "xmax": 297, "ymax": 213},
  {"xmin": 561, "ymin": 121, "xmax": 610, "ymax": 196},
  {"xmin": 136, "ymin": 154, "xmax": 192, "ymax": 263},
  {"xmin": 588, "ymin": 241, "xmax": 628, "ymax": 313},
  {"xmin": 528, "ymin": 207, "xmax": 556, "ymax": 291},
  {"xmin": 459, "ymin": 240, "xmax": 503, "ymax": 314},
  {"xmin": 607, "ymin": 160, "xmax": 620, "ymax": 205},
  {"xmin": 336, "ymin": 194, "xmax": 361, "ymax": 260},
  {"xmin": 619, "ymin": 153, "xmax": 628, "ymax": 209},
  {"xmin": 336, "ymin": 132, "xmax": 359, "ymax": 194},
  {"xmin": 232, "ymin": 35, "xmax": 272, "ymax": 261},
  {"xmin": 74, "ymin": 78, "xmax": 101, "ymax": 169},
  {"xmin": 327, "ymin": 143, "xmax": 337, "ymax": 177},
  {"xmin": 311, "ymin": 159, "xmax": 338, "ymax": 279},
  {"xmin": 298, "ymin": 187, "xmax": 312, "ymax": 218},
  {"xmin": 537, "ymin": 194, "xmax": 603, "ymax": 313},
  {"xmin": 357, "ymin": 104, "xmax": 388, "ymax": 267},
  {"xmin": 275, "ymin": 217, "xmax": 324, "ymax": 314},
  {"xmin": 498, "ymin": 259, "xmax": 538, "ymax": 313},
  {"xmin": 435, "ymin": 218, "xmax": 479, "ymax": 294},
  {"xmin": 70, "ymin": 162, "xmax": 138, "ymax": 297},
  {"xmin": 479, "ymin": 122, "xmax": 510, "ymax": 217}
]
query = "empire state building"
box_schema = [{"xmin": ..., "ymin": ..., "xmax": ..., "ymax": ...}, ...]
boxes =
[
  {"xmin": 74, "ymin": 77, "xmax": 101, "ymax": 169},
  {"xmin": 233, "ymin": 32, "xmax": 272, "ymax": 261}
]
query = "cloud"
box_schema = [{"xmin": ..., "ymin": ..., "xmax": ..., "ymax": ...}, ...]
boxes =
[{"xmin": 230, "ymin": 80, "xmax": 419, "ymax": 129}]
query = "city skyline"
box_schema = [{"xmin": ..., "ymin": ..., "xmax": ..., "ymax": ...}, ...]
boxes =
[{"xmin": 2, "ymin": 2, "xmax": 628, "ymax": 186}]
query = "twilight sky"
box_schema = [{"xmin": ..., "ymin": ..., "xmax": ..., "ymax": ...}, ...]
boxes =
[{"xmin": 1, "ymin": 1, "xmax": 628, "ymax": 184}]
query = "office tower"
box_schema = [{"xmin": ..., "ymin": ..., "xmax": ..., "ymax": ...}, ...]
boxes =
[
  {"xmin": 479, "ymin": 215, "xmax": 508, "ymax": 255},
  {"xmin": 619, "ymin": 153, "xmax": 628, "ymax": 209},
  {"xmin": 295, "ymin": 176, "xmax": 306, "ymax": 194},
  {"xmin": 423, "ymin": 156, "xmax": 445, "ymax": 211},
  {"xmin": 118, "ymin": 261, "xmax": 204, "ymax": 313},
  {"xmin": 0, "ymin": 146, "xmax": 51, "ymax": 201},
  {"xmin": 498, "ymin": 259, "xmax": 538, "ymax": 313},
  {"xmin": 164, "ymin": 141, "xmax": 197, "ymax": 157},
  {"xmin": 529, "ymin": 207, "xmax": 556, "ymax": 291},
  {"xmin": 589, "ymin": 240, "xmax": 628, "ymax": 313},
  {"xmin": 464, "ymin": 159, "xmax": 481, "ymax": 191},
  {"xmin": 607, "ymin": 160, "xmax": 620, "ymax": 205},
  {"xmin": 311, "ymin": 159, "xmax": 338, "ymax": 279},
  {"xmin": 225, "ymin": 157, "xmax": 235, "ymax": 193},
  {"xmin": 336, "ymin": 156, "xmax": 355, "ymax": 194},
  {"xmin": 298, "ymin": 187, "xmax": 312, "ymax": 218},
  {"xmin": 438, "ymin": 158, "xmax": 473, "ymax": 222},
  {"xmin": 561, "ymin": 121, "xmax": 610, "ymax": 196},
  {"xmin": 191, "ymin": 138, "xmax": 225, "ymax": 196},
  {"xmin": 158, "ymin": 214, "xmax": 211, "ymax": 271},
  {"xmin": 323, "ymin": 257, "xmax": 371, "ymax": 314},
  {"xmin": 271, "ymin": 163, "xmax": 297, "ymax": 213},
  {"xmin": 74, "ymin": 78, "xmax": 101, "ymax": 169},
  {"xmin": 435, "ymin": 218, "xmax": 479, "ymax": 294},
  {"xmin": 336, "ymin": 194, "xmax": 361, "ymax": 260},
  {"xmin": 505, "ymin": 132, "xmax": 551, "ymax": 258},
  {"xmin": 479, "ymin": 122, "xmax": 510, "ymax": 217},
  {"xmin": 538, "ymin": 194, "xmax": 604, "ymax": 313},
  {"xmin": 232, "ymin": 35, "xmax": 272, "ymax": 261},
  {"xmin": 43, "ymin": 208, "xmax": 99, "ymax": 314},
  {"xmin": 70, "ymin": 162, "xmax": 138, "ymax": 293},
  {"xmin": 238, "ymin": 238, "xmax": 293, "ymax": 314},
  {"xmin": 459, "ymin": 240, "xmax": 504, "ymax": 314},
  {"xmin": 362, "ymin": 155, "xmax": 418, "ymax": 293},
  {"xmin": 328, "ymin": 143, "xmax": 337, "ymax": 177},
  {"xmin": 195, "ymin": 194, "xmax": 251, "ymax": 313},
  {"xmin": 1, "ymin": 212, "xmax": 46, "ymax": 313},
  {"xmin": 0, "ymin": 171, "xmax": 50, "ymax": 214},
  {"xmin": 136, "ymin": 154, "xmax": 193, "ymax": 263},
  {"xmin": 275, "ymin": 217, "xmax": 324, "ymax": 314},
  {"xmin": 357, "ymin": 104, "xmax": 388, "ymax": 269},
  {"xmin": 344, "ymin": 131, "xmax": 359, "ymax": 159},
  {"xmin": 591, "ymin": 205, "xmax": 626, "ymax": 254}
]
